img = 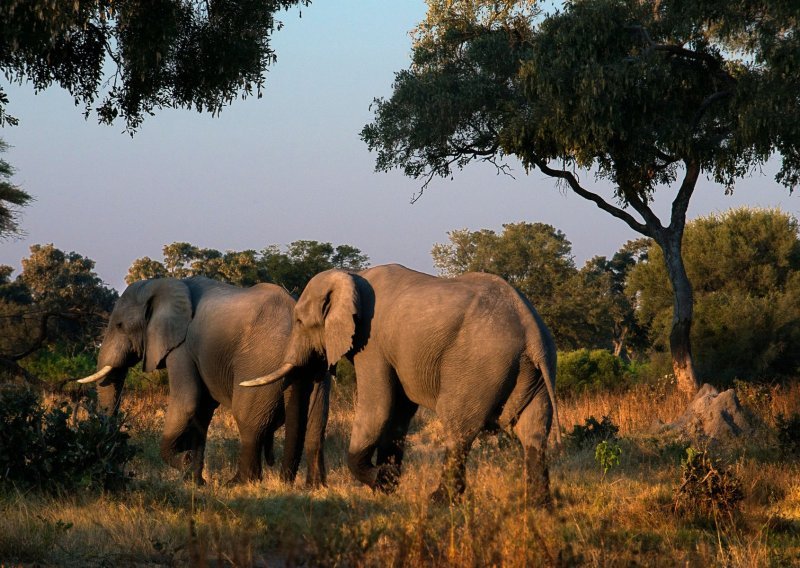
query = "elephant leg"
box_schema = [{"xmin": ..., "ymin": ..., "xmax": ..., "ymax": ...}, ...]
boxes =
[
  {"xmin": 513, "ymin": 388, "xmax": 553, "ymax": 509},
  {"xmin": 347, "ymin": 357, "xmax": 397, "ymax": 491},
  {"xmin": 429, "ymin": 436, "xmax": 475, "ymax": 504},
  {"xmin": 279, "ymin": 381, "xmax": 307, "ymax": 485},
  {"xmin": 375, "ymin": 388, "xmax": 418, "ymax": 493},
  {"xmin": 303, "ymin": 373, "xmax": 331, "ymax": 488},
  {"xmin": 160, "ymin": 349, "xmax": 217, "ymax": 485},
  {"xmin": 231, "ymin": 384, "xmax": 283, "ymax": 484},
  {"xmin": 262, "ymin": 434, "xmax": 276, "ymax": 467}
]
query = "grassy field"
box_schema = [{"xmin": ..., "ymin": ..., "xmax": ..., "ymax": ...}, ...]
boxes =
[{"xmin": 2, "ymin": 379, "xmax": 800, "ymax": 567}]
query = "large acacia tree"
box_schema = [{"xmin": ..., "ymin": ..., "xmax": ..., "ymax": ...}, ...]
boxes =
[
  {"xmin": 362, "ymin": 0, "xmax": 799, "ymax": 394},
  {"xmin": 0, "ymin": 0, "xmax": 309, "ymax": 131}
]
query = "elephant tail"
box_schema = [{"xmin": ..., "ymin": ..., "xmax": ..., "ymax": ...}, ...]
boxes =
[
  {"xmin": 518, "ymin": 296, "xmax": 561, "ymax": 447},
  {"xmin": 532, "ymin": 337, "xmax": 561, "ymax": 447}
]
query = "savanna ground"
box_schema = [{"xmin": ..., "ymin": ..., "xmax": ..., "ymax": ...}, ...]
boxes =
[{"xmin": 3, "ymin": 378, "xmax": 800, "ymax": 567}]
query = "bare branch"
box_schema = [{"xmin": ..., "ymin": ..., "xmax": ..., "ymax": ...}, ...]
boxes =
[{"xmin": 531, "ymin": 157, "xmax": 653, "ymax": 236}]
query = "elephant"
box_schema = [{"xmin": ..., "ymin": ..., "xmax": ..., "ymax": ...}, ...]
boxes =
[
  {"xmin": 241, "ymin": 264, "xmax": 560, "ymax": 505},
  {"xmin": 78, "ymin": 276, "xmax": 329, "ymax": 486}
]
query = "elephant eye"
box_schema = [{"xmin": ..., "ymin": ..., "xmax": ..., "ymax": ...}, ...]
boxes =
[{"xmin": 116, "ymin": 321, "xmax": 123, "ymax": 330}]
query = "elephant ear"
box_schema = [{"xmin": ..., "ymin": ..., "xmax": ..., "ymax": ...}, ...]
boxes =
[
  {"xmin": 322, "ymin": 271, "xmax": 360, "ymax": 367},
  {"xmin": 137, "ymin": 279, "xmax": 192, "ymax": 372}
]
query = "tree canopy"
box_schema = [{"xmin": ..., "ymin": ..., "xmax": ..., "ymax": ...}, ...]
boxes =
[
  {"xmin": 363, "ymin": 0, "xmax": 799, "ymax": 393},
  {"xmin": 0, "ymin": 0, "xmax": 309, "ymax": 131},
  {"xmin": 0, "ymin": 139, "xmax": 31, "ymax": 238},
  {"xmin": 127, "ymin": 240, "xmax": 369, "ymax": 294},
  {"xmin": 0, "ymin": 244, "xmax": 117, "ymax": 386}
]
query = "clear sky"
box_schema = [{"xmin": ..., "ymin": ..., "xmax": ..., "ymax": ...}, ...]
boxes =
[{"xmin": 0, "ymin": 1, "xmax": 795, "ymax": 291}]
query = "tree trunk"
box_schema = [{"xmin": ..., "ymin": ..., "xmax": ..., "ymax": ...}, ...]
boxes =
[{"xmin": 657, "ymin": 229, "xmax": 701, "ymax": 395}]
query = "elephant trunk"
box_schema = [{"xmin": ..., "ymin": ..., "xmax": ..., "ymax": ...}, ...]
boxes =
[
  {"xmin": 96, "ymin": 368, "xmax": 127, "ymax": 413},
  {"xmin": 84, "ymin": 334, "xmax": 137, "ymax": 414}
]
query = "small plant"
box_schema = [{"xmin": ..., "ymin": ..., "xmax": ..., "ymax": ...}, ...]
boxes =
[
  {"xmin": 673, "ymin": 447, "xmax": 743, "ymax": 522},
  {"xmin": 594, "ymin": 440, "xmax": 622, "ymax": 478},
  {"xmin": 565, "ymin": 415, "xmax": 619, "ymax": 450},
  {"xmin": 0, "ymin": 386, "xmax": 137, "ymax": 492}
]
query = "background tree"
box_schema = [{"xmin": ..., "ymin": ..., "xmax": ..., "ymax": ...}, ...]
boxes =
[
  {"xmin": 0, "ymin": 0, "xmax": 310, "ymax": 131},
  {"xmin": 0, "ymin": 244, "xmax": 117, "ymax": 386},
  {"xmin": 627, "ymin": 208, "xmax": 800, "ymax": 383},
  {"xmin": 573, "ymin": 240, "xmax": 649, "ymax": 359},
  {"xmin": 362, "ymin": 0, "xmax": 799, "ymax": 394},
  {"xmin": 0, "ymin": 138, "xmax": 32, "ymax": 238},
  {"xmin": 126, "ymin": 239, "xmax": 369, "ymax": 294}
]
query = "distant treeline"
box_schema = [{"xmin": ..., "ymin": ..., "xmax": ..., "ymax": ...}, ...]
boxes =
[{"xmin": 2, "ymin": 207, "xmax": 799, "ymax": 389}]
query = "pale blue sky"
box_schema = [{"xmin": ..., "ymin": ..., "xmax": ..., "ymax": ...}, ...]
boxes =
[{"xmin": 0, "ymin": 1, "xmax": 794, "ymax": 290}]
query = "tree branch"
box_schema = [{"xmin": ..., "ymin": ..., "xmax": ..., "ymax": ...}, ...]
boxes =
[
  {"xmin": 625, "ymin": 24, "xmax": 736, "ymax": 86},
  {"xmin": 669, "ymin": 160, "xmax": 700, "ymax": 233},
  {"xmin": 531, "ymin": 157, "xmax": 653, "ymax": 236}
]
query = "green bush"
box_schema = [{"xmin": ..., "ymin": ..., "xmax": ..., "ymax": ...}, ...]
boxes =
[
  {"xmin": 21, "ymin": 346, "xmax": 96, "ymax": 383},
  {"xmin": 0, "ymin": 387, "xmax": 137, "ymax": 492},
  {"xmin": 564, "ymin": 415, "xmax": 619, "ymax": 450},
  {"xmin": 557, "ymin": 349, "xmax": 631, "ymax": 395}
]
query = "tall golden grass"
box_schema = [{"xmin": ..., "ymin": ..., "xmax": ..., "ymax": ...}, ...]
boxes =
[{"xmin": 2, "ymin": 380, "xmax": 800, "ymax": 566}]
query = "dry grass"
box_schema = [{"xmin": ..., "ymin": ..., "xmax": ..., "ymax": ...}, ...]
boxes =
[{"xmin": 3, "ymin": 380, "xmax": 800, "ymax": 566}]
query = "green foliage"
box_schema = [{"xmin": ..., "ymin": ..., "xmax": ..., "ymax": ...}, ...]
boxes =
[
  {"xmin": 557, "ymin": 349, "xmax": 632, "ymax": 395},
  {"xmin": 674, "ymin": 447, "xmax": 743, "ymax": 522},
  {"xmin": 366, "ymin": 0, "xmax": 799, "ymax": 196},
  {"xmin": 594, "ymin": 440, "xmax": 622, "ymax": 478},
  {"xmin": 126, "ymin": 240, "xmax": 369, "ymax": 294},
  {"xmin": 0, "ymin": 0, "xmax": 310, "ymax": 131},
  {"xmin": 21, "ymin": 347, "xmax": 96, "ymax": 382},
  {"xmin": 0, "ymin": 138, "xmax": 32, "ymax": 238},
  {"xmin": 564, "ymin": 415, "xmax": 619, "ymax": 450},
  {"xmin": 0, "ymin": 387, "xmax": 137, "ymax": 492},
  {"xmin": 627, "ymin": 208, "xmax": 800, "ymax": 382}
]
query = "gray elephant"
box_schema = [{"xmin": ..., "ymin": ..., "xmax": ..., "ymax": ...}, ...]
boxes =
[
  {"xmin": 78, "ymin": 276, "xmax": 329, "ymax": 486},
  {"xmin": 241, "ymin": 264, "xmax": 560, "ymax": 505}
]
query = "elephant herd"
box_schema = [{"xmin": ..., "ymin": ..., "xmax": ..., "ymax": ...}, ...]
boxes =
[{"xmin": 79, "ymin": 264, "xmax": 560, "ymax": 507}]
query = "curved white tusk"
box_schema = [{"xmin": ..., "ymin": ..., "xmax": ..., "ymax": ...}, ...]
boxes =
[
  {"xmin": 239, "ymin": 363, "xmax": 294, "ymax": 387},
  {"xmin": 77, "ymin": 365, "xmax": 114, "ymax": 384}
]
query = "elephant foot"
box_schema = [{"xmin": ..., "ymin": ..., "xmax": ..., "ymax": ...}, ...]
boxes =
[
  {"xmin": 374, "ymin": 463, "xmax": 401, "ymax": 494},
  {"xmin": 305, "ymin": 467, "xmax": 327, "ymax": 489}
]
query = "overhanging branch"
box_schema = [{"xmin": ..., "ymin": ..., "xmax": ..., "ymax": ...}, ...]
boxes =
[{"xmin": 531, "ymin": 157, "xmax": 653, "ymax": 236}]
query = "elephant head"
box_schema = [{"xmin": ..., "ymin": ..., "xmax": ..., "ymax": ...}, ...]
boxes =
[
  {"xmin": 78, "ymin": 278, "xmax": 192, "ymax": 412},
  {"xmin": 241, "ymin": 269, "xmax": 358, "ymax": 388}
]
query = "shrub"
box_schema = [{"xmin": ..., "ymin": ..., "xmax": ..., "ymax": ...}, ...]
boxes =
[
  {"xmin": 0, "ymin": 386, "xmax": 137, "ymax": 492},
  {"xmin": 564, "ymin": 415, "xmax": 619, "ymax": 450},
  {"xmin": 557, "ymin": 349, "xmax": 631, "ymax": 395},
  {"xmin": 673, "ymin": 447, "xmax": 743, "ymax": 522},
  {"xmin": 775, "ymin": 413, "xmax": 800, "ymax": 456}
]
